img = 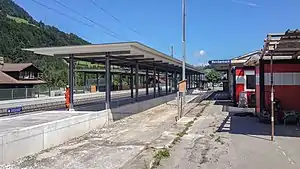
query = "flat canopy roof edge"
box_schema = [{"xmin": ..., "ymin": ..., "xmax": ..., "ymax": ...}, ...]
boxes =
[{"xmin": 23, "ymin": 41, "xmax": 201, "ymax": 73}]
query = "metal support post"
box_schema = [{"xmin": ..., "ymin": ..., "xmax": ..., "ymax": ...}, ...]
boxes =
[
  {"xmin": 154, "ymin": 67, "xmax": 157, "ymax": 98},
  {"xmin": 177, "ymin": 91, "xmax": 180, "ymax": 120},
  {"xmin": 191, "ymin": 74, "xmax": 193, "ymax": 88},
  {"xmin": 195, "ymin": 74, "xmax": 197, "ymax": 88},
  {"xmin": 158, "ymin": 71, "xmax": 161, "ymax": 96},
  {"xmin": 271, "ymin": 53, "xmax": 275, "ymax": 141},
  {"xmin": 190, "ymin": 74, "xmax": 192, "ymax": 88},
  {"xmin": 37, "ymin": 85, "xmax": 40, "ymax": 98},
  {"xmin": 119, "ymin": 73, "xmax": 123, "ymax": 90},
  {"xmin": 135, "ymin": 62, "xmax": 139, "ymax": 102},
  {"xmin": 198, "ymin": 74, "xmax": 201, "ymax": 88},
  {"xmin": 68, "ymin": 55, "xmax": 75, "ymax": 110},
  {"xmin": 83, "ymin": 72, "xmax": 87, "ymax": 92},
  {"xmin": 130, "ymin": 66, "xmax": 134, "ymax": 99},
  {"xmin": 174, "ymin": 71, "xmax": 177, "ymax": 92},
  {"xmin": 187, "ymin": 73, "xmax": 189, "ymax": 89},
  {"xmin": 96, "ymin": 73, "xmax": 99, "ymax": 91},
  {"xmin": 11, "ymin": 89, "xmax": 14, "ymax": 100},
  {"xmin": 25, "ymin": 87, "xmax": 28, "ymax": 99},
  {"xmin": 182, "ymin": 0, "xmax": 186, "ymax": 104},
  {"xmin": 193, "ymin": 74, "xmax": 195, "ymax": 88},
  {"xmin": 105, "ymin": 55, "xmax": 111, "ymax": 109},
  {"xmin": 165, "ymin": 71, "xmax": 168, "ymax": 95},
  {"xmin": 146, "ymin": 68, "xmax": 149, "ymax": 95}
]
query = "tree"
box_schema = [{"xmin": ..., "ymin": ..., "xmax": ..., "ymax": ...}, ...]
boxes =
[
  {"xmin": 0, "ymin": 0, "xmax": 91, "ymax": 87},
  {"xmin": 205, "ymin": 69, "xmax": 221, "ymax": 89}
]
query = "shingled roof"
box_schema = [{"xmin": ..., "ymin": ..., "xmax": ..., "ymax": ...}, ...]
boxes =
[
  {"xmin": 0, "ymin": 63, "xmax": 45, "ymax": 85},
  {"xmin": 0, "ymin": 63, "xmax": 39, "ymax": 72}
]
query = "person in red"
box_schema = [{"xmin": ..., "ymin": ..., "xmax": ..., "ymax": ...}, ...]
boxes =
[{"xmin": 65, "ymin": 85, "xmax": 70, "ymax": 110}]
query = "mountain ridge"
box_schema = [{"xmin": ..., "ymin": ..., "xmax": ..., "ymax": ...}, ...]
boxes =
[{"xmin": 0, "ymin": 0, "xmax": 92, "ymax": 87}]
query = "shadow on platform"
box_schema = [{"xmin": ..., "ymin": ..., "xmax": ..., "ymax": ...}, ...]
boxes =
[{"xmin": 214, "ymin": 93, "xmax": 300, "ymax": 138}]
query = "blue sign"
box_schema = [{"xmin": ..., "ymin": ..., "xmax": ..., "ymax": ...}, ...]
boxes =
[
  {"xmin": 208, "ymin": 60, "xmax": 231, "ymax": 64},
  {"xmin": 7, "ymin": 107, "xmax": 22, "ymax": 113}
]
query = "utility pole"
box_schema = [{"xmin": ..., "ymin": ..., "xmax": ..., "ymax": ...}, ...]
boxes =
[
  {"xmin": 182, "ymin": 0, "xmax": 186, "ymax": 103},
  {"xmin": 170, "ymin": 45, "xmax": 174, "ymax": 57}
]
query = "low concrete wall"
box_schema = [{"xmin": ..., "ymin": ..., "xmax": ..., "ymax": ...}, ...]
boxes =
[
  {"xmin": 0, "ymin": 110, "xmax": 109, "ymax": 164},
  {"xmin": 111, "ymin": 94, "xmax": 177, "ymax": 121}
]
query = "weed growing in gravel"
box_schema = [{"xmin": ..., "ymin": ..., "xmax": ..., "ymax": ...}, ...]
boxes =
[
  {"xmin": 151, "ymin": 148, "xmax": 170, "ymax": 169},
  {"xmin": 215, "ymin": 136, "xmax": 225, "ymax": 144},
  {"xmin": 185, "ymin": 121, "xmax": 194, "ymax": 127},
  {"xmin": 171, "ymin": 136, "xmax": 181, "ymax": 145}
]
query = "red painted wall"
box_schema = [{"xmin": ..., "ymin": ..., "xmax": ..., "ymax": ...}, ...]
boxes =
[
  {"xmin": 235, "ymin": 67, "xmax": 255, "ymax": 105},
  {"xmin": 263, "ymin": 63, "xmax": 300, "ymax": 111},
  {"xmin": 255, "ymin": 66, "xmax": 260, "ymax": 113}
]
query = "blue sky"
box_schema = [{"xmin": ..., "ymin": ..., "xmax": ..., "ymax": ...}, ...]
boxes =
[{"xmin": 14, "ymin": 0, "xmax": 300, "ymax": 66}]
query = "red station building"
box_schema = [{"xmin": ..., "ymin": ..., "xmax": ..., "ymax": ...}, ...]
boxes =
[
  {"xmin": 209, "ymin": 51, "xmax": 259, "ymax": 106},
  {"xmin": 245, "ymin": 30, "xmax": 300, "ymax": 120}
]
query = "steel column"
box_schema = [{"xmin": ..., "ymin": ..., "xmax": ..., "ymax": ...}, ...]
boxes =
[
  {"xmin": 154, "ymin": 67, "xmax": 157, "ymax": 98},
  {"xmin": 105, "ymin": 55, "xmax": 111, "ymax": 109},
  {"xmin": 187, "ymin": 73, "xmax": 190, "ymax": 89},
  {"xmin": 130, "ymin": 66, "xmax": 134, "ymax": 99},
  {"xmin": 158, "ymin": 71, "xmax": 160, "ymax": 96},
  {"xmin": 135, "ymin": 62, "xmax": 139, "ymax": 102},
  {"xmin": 119, "ymin": 73, "xmax": 123, "ymax": 90},
  {"xmin": 68, "ymin": 55, "xmax": 74, "ymax": 110},
  {"xmin": 193, "ymin": 74, "xmax": 195, "ymax": 88},
  {"xmin": 174, "ymin": 71, "xmax": 177, "ymax": 92},
  {"xmin": 165, "ymin": 71, "xmax": 168, "ymax": 95},
  {"xmin": 83, "ymin": 72, "xmax": 87, "ymax": 92},
  {"xmin": 96, "ymin": 73, "xmax": 99, "ymax": 91},
  {"xmin": 146, "ymin": 68, "xmax": 149, "ymax": 95},
  {"xmin": 197, "ymin": 74, "xmax": 199, "ymax": 88}
]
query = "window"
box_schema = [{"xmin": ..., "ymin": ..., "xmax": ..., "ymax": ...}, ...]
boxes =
[
  {"xmin": 29, "ymin": 72, "xmax": 35, "ymax": 79},
  {"xmin": 246, "ymin": 75, "xmax": 255, "ymax": 90},
  {"xmin": 19, "ymin": 71, "xmax": 24, "ymax": 79},
  {"xmin": 24, "ymin": 71, "xmax": 29, "ymax": 79}
]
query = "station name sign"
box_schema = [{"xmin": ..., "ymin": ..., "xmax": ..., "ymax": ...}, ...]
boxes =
[
  {"xmin": 208, "ymin": 60, "xmax": 231, "ymax": 64},
  {"xmin": 7, "ymin": 107, "xmax": 22, "ymax": 114}
]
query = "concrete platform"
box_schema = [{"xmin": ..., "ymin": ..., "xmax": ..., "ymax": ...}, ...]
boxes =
[
  {"xmin": 0, "ymin": 91, "xmax": 211, "ymax": 169},
  {"xmin": 0, "ymin": 90, "xmax": 191, "ymax": 165},
  {"xmin": 0, "ymin": 110, "xmax": 109, "ymax": 164},
  {"xmin": 0, "ymin": 112, "xmax": 88, "ymax": 135}
]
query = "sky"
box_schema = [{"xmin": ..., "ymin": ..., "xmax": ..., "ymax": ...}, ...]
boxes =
[{"xmin": 14, "ymin": 0, "xmax": 300, "ymax": 66}]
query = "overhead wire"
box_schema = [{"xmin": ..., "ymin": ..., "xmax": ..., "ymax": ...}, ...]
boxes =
[
  {"xmin": 30, "ymin": 0, "xmax": 93, "ymax": 28},
  {"xmin": 31, "ymin": 0, "xmax": 129, "ymax": 41},
  {"xmin": 52, "ymin": 0, "xmax": 129, "ymax": 41},
  {"xmin": 88, "ymin": 0, "xmax": 142, "ymax": 36},
  {"xmin": 88, "ymin": 0, "xmax": 173, "ymax": 56}
]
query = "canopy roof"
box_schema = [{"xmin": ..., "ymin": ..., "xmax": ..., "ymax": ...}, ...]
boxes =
[
  {"xmin": 245, "ymin": 29, "xmax": 300, "ymax": 66},
  {"xmin": 23, "ymin": 42, "xmax": 201, "ymax": 73},
  {"xmin": 261, "ymin": 29, "xmax": 300, "ymax": 60}
]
